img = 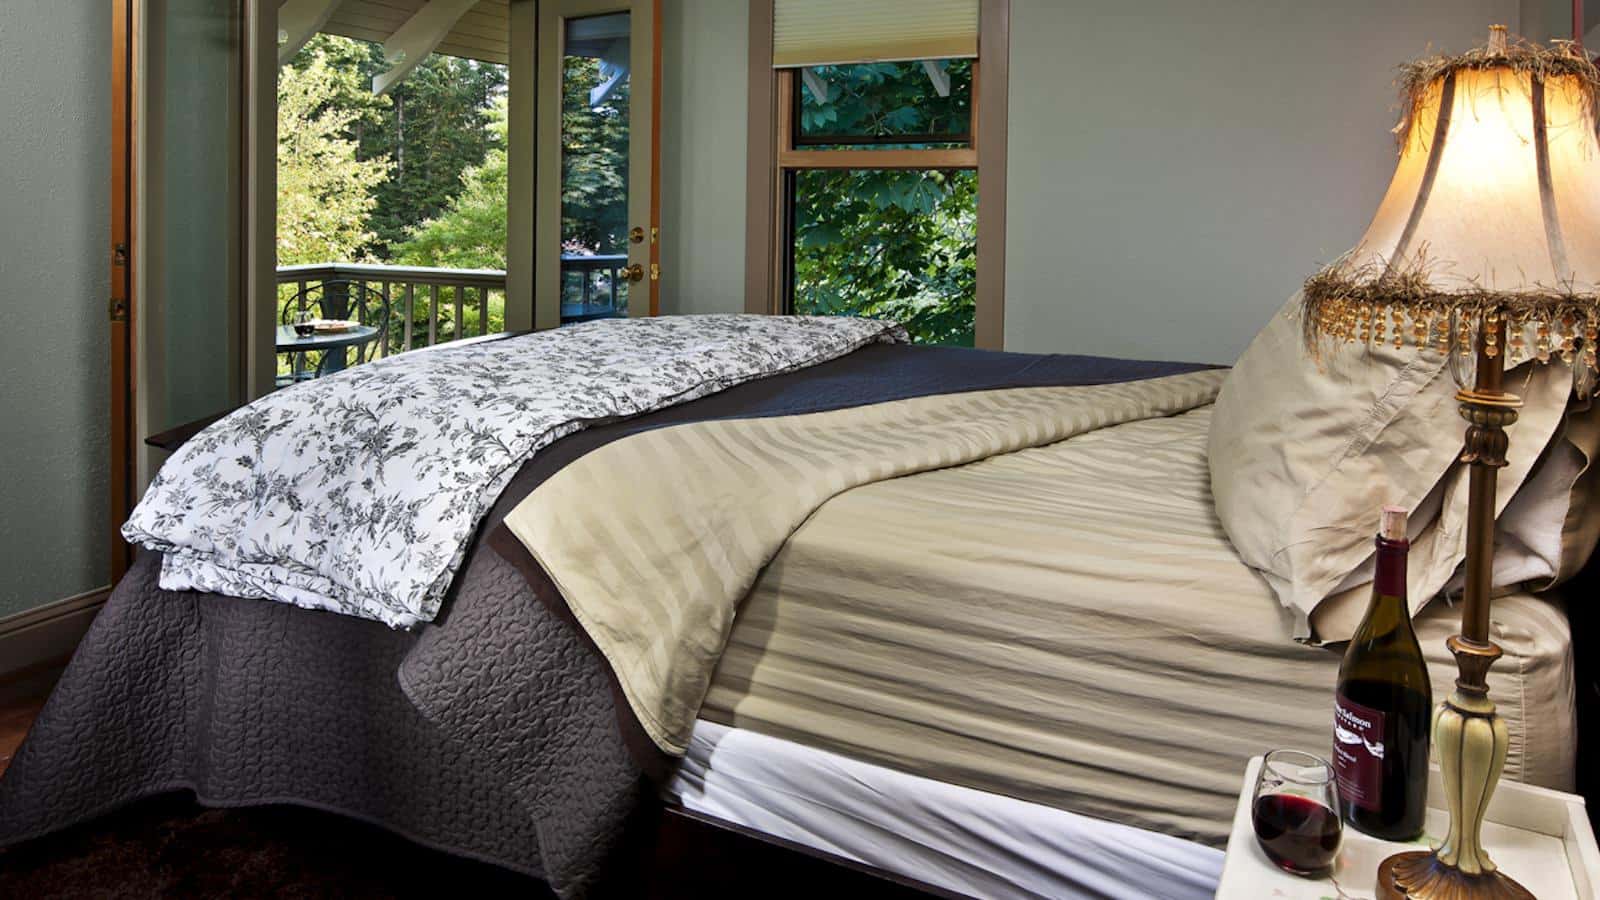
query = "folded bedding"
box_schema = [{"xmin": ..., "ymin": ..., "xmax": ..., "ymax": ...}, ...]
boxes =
[
  {"xmin": 121, "ymin": 314, "xmax": 906, "ymax": 628},
  {"xmin": 499, "ymin": 370, "xmax": 1228, "ymax": 755}
]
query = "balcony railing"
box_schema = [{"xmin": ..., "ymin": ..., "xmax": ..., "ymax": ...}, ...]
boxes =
[{"xmin": 277, "ymin": 256, "xmax": 631, "ymax": 360}]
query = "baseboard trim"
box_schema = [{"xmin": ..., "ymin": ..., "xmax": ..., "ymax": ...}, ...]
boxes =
[{"xmin": 0, "ymin": 586, "xmax": 111, "ymax": 682}]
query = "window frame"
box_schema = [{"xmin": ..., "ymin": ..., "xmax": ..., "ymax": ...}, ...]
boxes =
[{"xmin": 745, "ymin": 0, "xmax": 1007, "ymax": 349}]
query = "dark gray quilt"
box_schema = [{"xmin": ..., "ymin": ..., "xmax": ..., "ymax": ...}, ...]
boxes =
[{"xmin": 0, "ymin": 342, "xmax": 1211, "ymax": 897}]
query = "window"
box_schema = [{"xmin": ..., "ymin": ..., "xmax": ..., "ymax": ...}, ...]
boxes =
[
  {"xmin": 781, "ymin": 60, "xmax": 977, "ymax": 345},
  {"xmin": 750, "ymin": 0, "xmax": 1006, "ymax": 349}
]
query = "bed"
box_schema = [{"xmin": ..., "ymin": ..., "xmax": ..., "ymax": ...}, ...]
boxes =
[{"xmin": 0, "ymin": 317, "xmax": 1588, "ymax": 899}]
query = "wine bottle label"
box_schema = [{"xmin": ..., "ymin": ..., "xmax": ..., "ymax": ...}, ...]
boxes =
[{"xmin": 1333, "ymin": 692, "xmax": 1385, "ymax": 812}]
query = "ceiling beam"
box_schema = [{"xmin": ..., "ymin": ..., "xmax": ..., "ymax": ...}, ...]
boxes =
[
  {"xmin": 921, "ymin": 60, "xmax": 950, "ymax": 97},
  {"xmin": 372, "ymin": 0, "xmax": 481, "ymax": 94},
  {"xmin": 800, "ymin": 68, "xmax": 828, "ymax": 104},
  {"xmin": 277, "ymin": 0, "xmax": 342, "ymax": 64}
]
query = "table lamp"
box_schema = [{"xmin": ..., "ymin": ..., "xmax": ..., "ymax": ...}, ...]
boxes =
[{"xmin": 1301, "ymin": 26, "xmax": 1600, "ymax": 900}]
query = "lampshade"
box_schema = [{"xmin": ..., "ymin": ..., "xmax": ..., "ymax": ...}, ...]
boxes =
[{"xmin": 1303, "ymin": 28, "xmax": 1600, "ymax": 394}]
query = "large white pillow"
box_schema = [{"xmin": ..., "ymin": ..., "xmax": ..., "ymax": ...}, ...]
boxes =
[{"xmin": 1208, "ymin": 294, "xmax": 1572, "ymax": 642}]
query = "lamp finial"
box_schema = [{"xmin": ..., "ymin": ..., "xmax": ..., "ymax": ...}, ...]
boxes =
[{"xmin": 1488, "ymin": 24, "xmax": 1508, "ymax": 55}]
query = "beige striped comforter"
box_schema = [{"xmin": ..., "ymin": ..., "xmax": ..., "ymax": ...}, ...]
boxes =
[
  {"xmin": 501, "ymin": 370, "xmax": 1228, "ymax": 754},
  {"xmin": 700, "ymin": 407, "xmax": 1574, "ymax": 845}
]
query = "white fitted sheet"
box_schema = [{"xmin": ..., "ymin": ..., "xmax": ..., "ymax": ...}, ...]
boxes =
[{"xmin": 665, "ymin": 719, "xmax": 1224, "ymax": 900}]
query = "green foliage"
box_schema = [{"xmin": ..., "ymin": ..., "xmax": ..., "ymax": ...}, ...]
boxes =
[
  {"xmin": 395, "ymin": 55, "xmax": 632, "ymax": 312},
  {"xmin": 793, "ymin": 168, "xmax": 976, "ymax": 347},
  {"xmin": 276, "ymin": 43, "xmax": 390, "ymax": 267},
  {"xmin": 389, "ymin": 103, "xmax": 511, "ymax": 345},
  {"xmin": 791, "ymin": 61, "xmax": 978, "ymax": 346},
  {"xmin": 393, "ymin": 101, "xmax": 510, "ymax": 271},
  {"xmin": 363, "ymin": 47, "xmax": 507, "ymax": 257},
  {"xmin": 280, "ymin": 35, "xmax": 506, "ymax": 261},
  {"xmin": 798, "ymin": 60, "xmax": 972, "ymax": 140}
]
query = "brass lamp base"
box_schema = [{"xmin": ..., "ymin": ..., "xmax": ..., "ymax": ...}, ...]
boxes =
[
  {"xmin": 1376, "ymin": 850, "xmax": 1534, "ymax": 900},
  {"xmin": 1372, "ymin": 331, "xmax": 1537, "ymax": 900}
]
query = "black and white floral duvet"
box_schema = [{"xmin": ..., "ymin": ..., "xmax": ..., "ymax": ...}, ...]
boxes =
[{"xmin": 122, "ymin": 314, "xmax": 906, "ymax": 628}]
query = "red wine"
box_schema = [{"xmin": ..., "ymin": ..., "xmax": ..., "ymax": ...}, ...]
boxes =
[
  {"xmin": 1252, "ymin": 793, "xmax": 1342, "ymax": 875},
  {"xmin": 1332, "ymin": 507, "xmax": 1432, "ymax": 841}
]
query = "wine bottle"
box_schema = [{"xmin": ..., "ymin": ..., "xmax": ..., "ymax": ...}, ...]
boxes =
[{"xmin": 1331, "ymin": 506, "xmax": 1433, "ymax": 841}]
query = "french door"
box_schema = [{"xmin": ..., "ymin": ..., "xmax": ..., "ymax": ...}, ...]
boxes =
[{"xmin": 535, "ymin": 0, "xmax": 662, "ymax": 328}]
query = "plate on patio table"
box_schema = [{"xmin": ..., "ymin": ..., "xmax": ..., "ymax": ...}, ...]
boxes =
[{"xmin": 311, "ymin": 319, "xmax": 358, "ymax": 333}]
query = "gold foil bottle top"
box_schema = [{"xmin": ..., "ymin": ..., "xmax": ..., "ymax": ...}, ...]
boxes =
[{"xmin": 1381, "ymin": 505, "xmax": 1408, "ymax": 541}]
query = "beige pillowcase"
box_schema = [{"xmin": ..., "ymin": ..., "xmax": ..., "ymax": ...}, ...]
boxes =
[
  {"xmin": 1209, "ymin": 294, "xmax": 1571, "ymax": 642},
  {"xmin": 1534, "ymin": 395, "xmax": 1600, "ymax": 588}
]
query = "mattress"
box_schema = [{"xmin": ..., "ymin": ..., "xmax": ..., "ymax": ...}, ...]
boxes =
[
  {"xmin": 667, "ymin": 719, "xmax": 1224, "ymax": 900},
  {"xmin": 699, "ymin": 405, "xmax": 1577, "ymax": 848}
]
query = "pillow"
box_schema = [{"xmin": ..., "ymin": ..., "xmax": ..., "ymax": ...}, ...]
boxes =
[
  {"xmin": 1209, "ymin": 294, "xmax": 1572, "ymax": 642},
  {"xmin": 1531, "ymin": 394, "xmax": 1600, "ymax": 588}
]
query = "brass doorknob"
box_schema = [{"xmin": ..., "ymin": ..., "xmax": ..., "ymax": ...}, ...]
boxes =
[
  {"xmin": 619, "ymin": 263, "xmax": 645, "ymax": 283},
  {"xmin": 629, "ymin": 226, "xmax": 645, "ymax": 244}
]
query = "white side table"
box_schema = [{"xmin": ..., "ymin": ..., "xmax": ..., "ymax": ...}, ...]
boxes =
[{"xmin": 1217, "ymin": 755, "xmax": 1599, "ymax": 899}]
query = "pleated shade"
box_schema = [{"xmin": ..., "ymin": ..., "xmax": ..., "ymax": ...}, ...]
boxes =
[{"xmin": 773, "ymin": 0, "xmax": 979, "ymax": 68}]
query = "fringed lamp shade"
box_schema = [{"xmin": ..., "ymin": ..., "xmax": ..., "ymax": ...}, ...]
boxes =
[{"xmin": 1303, "ymin": 27, "xmax": 1600, "ymax": 397}]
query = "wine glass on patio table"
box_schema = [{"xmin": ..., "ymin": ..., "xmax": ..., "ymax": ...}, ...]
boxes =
[
  {"xmin": 293, "ymin": 309, "xmax": 316, "ymax": 337},
  {"xmin": 1252, "ymin": 749, "xmax": 1344, "ymax": 877}
]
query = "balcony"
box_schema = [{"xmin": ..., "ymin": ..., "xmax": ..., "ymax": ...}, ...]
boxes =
[{"xmin": 276, "ymin": 256, "xmax": 631, "ymax": 367}]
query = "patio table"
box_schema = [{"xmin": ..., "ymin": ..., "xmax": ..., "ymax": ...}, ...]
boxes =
[{"xmin": 275, "ymin": 323, "xmax": 380, "ymax": 378}]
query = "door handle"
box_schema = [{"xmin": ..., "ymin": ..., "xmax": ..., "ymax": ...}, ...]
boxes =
[{"xmin": 619, "ymin": 263, "xmax": 645, "ymax": 284}]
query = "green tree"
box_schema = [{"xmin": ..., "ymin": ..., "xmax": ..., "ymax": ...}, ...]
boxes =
[
  {"xmin": 364, "ymin": 50, "xmax": 508, "ymax": 257},
  {"xmin": 793, "ymin": 168, "xmax": 977, "ymax": 346},
  {"xmin": 281, "ymin": 34, "xmax": 507, "ymax": 261},
  {"xmin": 790, "ymin": 61, "xmax": 978, "ymax": 346},
  {"xmin": 393, "ymin": 100, "xmax": 509, "ymax": 270},
  {"xmin": 389, "ymin": 101, "xmax": 509, "ymax": 341},
  {"xmin": 276, "ymin": 44, "xmax": 390, "ymax": 267}
]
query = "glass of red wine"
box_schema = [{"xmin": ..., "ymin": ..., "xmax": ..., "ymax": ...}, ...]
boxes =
[
  {"xmin": 1252, "ymin": 749, "xmax": 1343, "ymax": 877},
  {"xmin": 293, "ymin": 310, "xmax": 316, "ymax": 337}
]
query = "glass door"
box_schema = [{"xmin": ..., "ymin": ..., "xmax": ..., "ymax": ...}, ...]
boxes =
[
  {"xmin": 138, "ymin": 0, "xmax": 247, "ymax": 449},
  {"xmin": 536, "ymin": 0, "xmax": 659, "ymax": 328}
]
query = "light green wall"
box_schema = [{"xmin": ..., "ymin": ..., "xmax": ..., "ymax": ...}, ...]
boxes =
[
  {"xmin": 659, "ymin": 0, "xmax": 750, "ymax": 314},
  {"xmin": 659, "ymin": 0, "xmax": 1520, "ymax": 365},
  {"xmin": 1518, "ymin": 0, "xmax": 1596, "ymax": 41},
  {"xmin": 0, "ymin": 1, "xmax": 113, "ymax": 618},
  {"xmin": 1002, "ymin": 0, "xmax": 1517, "ymax": 363}
]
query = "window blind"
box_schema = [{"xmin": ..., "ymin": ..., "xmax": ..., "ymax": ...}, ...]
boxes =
[{"xmin": 773, "ymin": 0, "xmax": 979, "ymax": 68}]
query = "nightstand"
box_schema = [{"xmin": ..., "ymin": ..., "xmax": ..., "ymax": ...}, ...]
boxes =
[{"xmin": 1217, "ymin": 755, "xmax": 1599, "ymax": 899}]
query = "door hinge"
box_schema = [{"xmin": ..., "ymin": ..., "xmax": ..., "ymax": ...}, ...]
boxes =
[
  {"xmin": 649, "ymin": 263, "xmax": 660, "ymax": 282},
  {"xmin": 650, "ymin": 226, "xmax": 659, "ymax": 245},
  {"xmin": 109, "ymin": 297, "xmax": 129, "ymax": 323},
  {"xmin": 113, "ymin": 242, "xmax": 128, "ymax": 266}
]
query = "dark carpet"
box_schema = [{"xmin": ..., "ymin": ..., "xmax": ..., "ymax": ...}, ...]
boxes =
[{"xmin": 0, "ymin": 793, "xmax": 553, "ymax": 899}]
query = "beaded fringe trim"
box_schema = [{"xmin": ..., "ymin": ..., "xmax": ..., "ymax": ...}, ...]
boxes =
[{"xmin": 1301, "ymin": 258, "xmax": 1600, "ymax": 376}]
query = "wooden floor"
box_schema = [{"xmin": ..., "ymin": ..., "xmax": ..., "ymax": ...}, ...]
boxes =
[{"xmin": 0, "ymin": 667, "xmax": 57, "ymax": 779}]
